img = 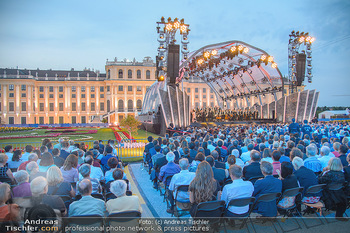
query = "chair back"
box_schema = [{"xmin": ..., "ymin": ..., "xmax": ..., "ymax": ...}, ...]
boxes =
[
  {"xmin": 305, "ymin": 184, "xmax": 326, "ymax": 195},
  {"xmin": 194, "ymin": 200, "xmax": 226, "ymax": 219},
  {"xmin": 164, "ymin": 175, "xmax": 174, "ymax": 187},
  {"xmin": 328, "ymin": 183, "xmax": 344, "ymax": 191},
  {"xmin": 281, "ymin": 187, "xmax": 304, "ymax": 198},
  {"xmin": 227, "ymin": 197, "xmax": 256, "ymax": 208},
  {"xmin": 174, "ymin": 185, "xmax": 190, "ymax": 202},
  {"xmin": 91, "ymin": 193, "xmax": 105, "ymax": 201},
  {"xmin": 107, "ymin": 211, "xmax": 141, "ymax": 230},
  {"xmin": 65, "ymin": 215, "xmax": 104, "ymax": 233},
  {"xmin": 256, "ymin": 192, "xmax": 281, "ymax": 203},
  {"xmin": 106, "ymin": 192, "xmax": 117, "ymax": 201},
  {"xmin": 248, "ymin": 176, "xmax": 264, "ymax": 184}
]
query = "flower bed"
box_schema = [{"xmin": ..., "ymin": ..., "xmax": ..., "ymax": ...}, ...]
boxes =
[
  {"xmin": 0, "ymin": 127, "xmax": 33, "ymax": 133},
  {"xmin": 0, "ymin": 133, "xmax": 62, "ymax": 140},
  {"xmin": 45, "ymin": 129, "xmax": 98, "ymax": 134},
  {"xmin": 111, "ymin": 127, "xmax": 122, "ymax": 142}
]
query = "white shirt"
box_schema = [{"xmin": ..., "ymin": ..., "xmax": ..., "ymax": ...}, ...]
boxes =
[
  {"xmin": 79, "ymin": 165, "xmax": 104, "ymax": 181},
  {"xmin": 21, "ymin": 152, "xmax": 31, "ymax": 161},
  {"xmin": 169, "ymin": 170, "xmax": 196, "ymax": 201},
  {"xmin": 318, "ymin": 154, "xmax": 335, "ymax": 169},
  {"xmin": 241, "ymin": 151, "xmax": 251, "ymax": 163},
  {"xmin": 221, "ymin": 178, "xmax": 254, "ymax": 214},
  {"xmin": 261, "ymin": 157, "xmax": 273, "ymax": 164},
  {"xmin": 5, "ymin": 152, "xmax": 13, "ymax": 161},
  {"xmin": 225, "ymin": 158, "xmax": 245, "ymax": 169}
]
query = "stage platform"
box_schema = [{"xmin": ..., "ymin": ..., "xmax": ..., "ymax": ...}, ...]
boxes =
[{"xmin": 190, "ymin": 119, "xmax": 277, "ymax": 128}]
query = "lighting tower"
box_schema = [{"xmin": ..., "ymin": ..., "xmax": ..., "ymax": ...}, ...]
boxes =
[
  {"xmin": 288, "ymin": 31, "xmax": 315, "ymax": 93},
  {"xmin": 156, "ymin": 17, "xmax": 190, "ymax": 83}
]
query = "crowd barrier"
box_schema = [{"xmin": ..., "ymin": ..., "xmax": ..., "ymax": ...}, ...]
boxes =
[{"xmin": 0, "ymin": 139, "xmax": 148, "ymax": 160}]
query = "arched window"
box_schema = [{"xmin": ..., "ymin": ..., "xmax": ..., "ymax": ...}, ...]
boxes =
[
  {"xmin": 118, "ymin": 69, "xmax": 123, "ymax": 79},
  {"xmin": 127, "ymin": 100, "xmax": 133, "ymax": 112},
  {"xmin": 146, "ymin": 70, "xmax": 150, "ymax": 79},
  {"xmin": 118, "ymin": 99, "xmax": 124, "ymax": 112},
  {"xmin": 107, "ymin": 100, "xmax": 110, "ymax": 112},
  {"xmin": 137, "ymin": 70, "xmax": 141, "ymax": 79},
  {"xmin": 128, "ymin": 69, "xmax": 132, "ymax": 79},
  {"xmin": 137, "ymin": 99, "xmax": 142, "ymax": 111}
]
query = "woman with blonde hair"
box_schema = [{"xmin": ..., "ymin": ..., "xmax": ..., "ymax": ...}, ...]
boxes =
[
  {"xmin": 318, "ymin": 157, "xmax": 347, "ymax": 219},
  {"xmin": 60, "ymin": 154, "xmax": 79, "ymax": 183},
  {"xmin": 189, "ymin": 161, "xmax": 220, "ymax": 216},
  {"xmin": 47, "ymin": 166, "xmax": 75, "ymax": 197}
]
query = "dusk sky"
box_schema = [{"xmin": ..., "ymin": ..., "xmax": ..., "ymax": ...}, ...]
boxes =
[{"xmin": 0, "ymin": 0, "xmax": 349, "ymax": 106}]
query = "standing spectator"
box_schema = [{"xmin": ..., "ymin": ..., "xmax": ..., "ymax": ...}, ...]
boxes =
[
  {"xmin": 189, "ymin": 161, "xmax": 221, "ymax": 217},
  {"xmin": 69, "ymin": 179, "xmax": 106, "ymax": 216},
  {"xmin": 60, "ymin": 154, "xmax": 79, "ymax": 183},
  {"xmin": 221, "ymin": 165, "xmax": 254, "ymax": 217},
  {"xmin": 8, "ymin": 150, "xmax": 23, "ymax": 170},
  {"xmin": 12, "ymin": 170, "xmax": 32, "ymax": 197},
  {"xmin": 253, "ymin": 161, "xmax": 282, "ymax": 217},
  {"xmin": 304, "ymin": 144, "xmax": 322, "ymax": 173}
]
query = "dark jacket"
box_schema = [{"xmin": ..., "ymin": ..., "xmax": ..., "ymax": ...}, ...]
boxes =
[
  {"xmin": 212, "ymin": 167, "xmax": 226, "ymax": 185},
  {"xmin": 243, "ymin": 162, "xmax": 263, "ymax": 181},
  {"xmin": 214, "ymin": 160, "xmax": 225, "ymax": 169},
  {"xmin": 294, "ymin": 166, "xmax": 319, "ymax": 197}
]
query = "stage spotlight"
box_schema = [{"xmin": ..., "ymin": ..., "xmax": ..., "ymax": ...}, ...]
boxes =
[
  {"xmin": 310, "ymin": 37, "xmax": 315, "ymax": 43},
  {"xmin": 173, "ymin": 18, "xmax": 180, "ymax": 29},
  {"xmin": 260, "ymin": 54, "xmax": 267, "ymax": 61},
  {"xmin": 230, "ymin": 46, "xmax": 236, "ymax": 52},
  {"xmin": 238, "ymin": 45, "xmax": 244, "ymax": 52},
  {"xmin": 271, "ymin": 62, "xmax": 277, "ymax": 69},
  {"xmin": 197, "ymin": 58, "xmax": 204, "ymax": 65},
  {"xmin": 158, "ymin": 75, "xmax": 165, "ymax": 82},
  {"xmin": 180, "ymin": 25, "xmax": 187, "ymax": 34},
  {"xmin": 267, "ymin": 56, "xmax": 274, "ymax": 63},
  {"xmin": 204, "ymin": 51, "xmax": 210, "ymax": 59},
  {"xmin": 243, "ymin": 47, "xmax": 249, "ymax": 53},
  {"xmin": 166, "ymin": 23, "xmax": 172, "ymax": 31},
  {"xmin": 211, "ymin": 50, "xmax": 218, "ymax": 56},
  {"xmin": 299, "ymin": 36, "xmax": 305, "ymax": 43}
]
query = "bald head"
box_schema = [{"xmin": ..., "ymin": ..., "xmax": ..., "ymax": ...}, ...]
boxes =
[{"xmin": 78, "ymin": 179, "xmax": 92, "ymax": 196}]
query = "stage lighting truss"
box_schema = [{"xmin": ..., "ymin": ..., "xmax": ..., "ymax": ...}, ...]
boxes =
[
  {"xmin": 178, "ymin": 41, "xmax": 283, "ymax": 105},
  {"xmin": 156, "ymin": 17, "xmax": 190, "ymax": 81},
  {"xmin": 288, "ymin": 30, "xmax": 315, "ymax": 86}
]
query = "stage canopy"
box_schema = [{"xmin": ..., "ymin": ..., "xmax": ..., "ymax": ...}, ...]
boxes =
[{"xmin": 178, "ymin": 41, "xmax": 284, "ymax": 104}]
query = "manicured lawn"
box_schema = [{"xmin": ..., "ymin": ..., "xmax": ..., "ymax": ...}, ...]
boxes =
[{"xmin": 132, "ymin": 129, "xmax": 159, "ymax": 139}]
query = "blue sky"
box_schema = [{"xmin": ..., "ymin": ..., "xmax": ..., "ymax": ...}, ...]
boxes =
[{"xmin": 0, "ymin": 0, "xmax": 349, "ymax": 106}]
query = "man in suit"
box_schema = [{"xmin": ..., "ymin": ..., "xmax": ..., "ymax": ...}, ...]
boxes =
[
  {"xmin": 253, "ymin": 161, "xmax": 282, "ymax": 217},
  {"xmin": 206, "ymin": 156, "xmax": 228, "ymax": 186},
  {"xmin": 211, "ymin": 150, "xmax": 225, "ymax": 169},
  {"xmin": 243, "ymin": 150, "xmax": 263, "ymax": 182}
]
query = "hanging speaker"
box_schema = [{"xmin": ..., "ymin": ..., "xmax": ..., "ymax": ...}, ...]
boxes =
[
  {"xmin": 167, "ymin": 44, "xmax": 180, "ymax": 84},
  {"xmin": 296, "ymin": 53, "xmax": 306, "ymax": 86}
]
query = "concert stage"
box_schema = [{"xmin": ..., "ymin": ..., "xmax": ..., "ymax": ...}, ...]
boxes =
[{"xmin": 190, "ymin": 119, "xmax": 277, "ymax": 128}]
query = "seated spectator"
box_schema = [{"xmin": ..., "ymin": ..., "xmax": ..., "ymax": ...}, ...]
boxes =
[
  {"xmin": 79, "ymin": 155, "xmax": 104, "ymax": 182},
  {"xmin": 4, "ymin": 145, "xmax": 14, "ymax": 161},
  {"xmin": 30, "ymin": 177, "xmax": 66, "ymax": 216},
  {"xmin": 243, "ymin": 150, "xmax": 263, "ymax": 181},
  {"xmin": 105, "ymin": 168, "xmax": 128, "ymax": 193},
  {"xmin": 217, "ymin": 139, "xmax": 228, "ymax": 160},
  {"xmin": 8, "ymin": 150, "xmax": 23, "ymax": 170},
  {"xmin": 167, "ymin": 158, "xmax": 196, "ymax": 214},
  {"xmin": 17, "ymin": 153, "xmax": 38, "ymax": 171},
  {"xmin": 76, "ymin": 164, "xmax": 102, "ymax": 195},
  {"xmin": 100, "ymin": 146, "xmax": 114, "ymax": 167},
  {"xmin": 292, "ymin": 157, "xmax": 320, "ymax": 203},
  {"xmin": 206, "ymin": 155, "xmax": 228, "ymax": 185},
  {"xmin": 47, "ymin": 166, "xmax": 75, "ymax": 197},
  {"xmin": 278, "ymin": 147, "xmax": 291, "ymax": 163},
  {"xmin": 59, "ymin": 141, "xmax": 70, "ymax": 160},
  {"xmin": 54, "ymin": 138, "xmax": 63, "ymax": 150},
  {"xmin": 289, "ymin": 148, "xmax": 303, "ymax": 161},
  {"xmin": 27, "ymin": 161, "xmax": 46, "ymax": 182},
  {"xmin": 189, "ymin": 142, "xmax": 197, "ymax": 162},
  {"xmin": 332, "ymin": 142, "xmax": 341, "ymax": 157},
  {"xmin": 0, "ymin": 183, "xmax": 20, "ymax": 223},
  {"xmin": 241, "ymin": 143, "xmax": 254, "ymax": 163},
  {"xmin": 272, "ymin": 150, "xmax": 281, "ymax": 175},
  {"xmin": 189, "ymin": 161, "xmax": 221, "ymax": 217},
  {"xmin": 47, "ymin": 142, "xmax": 54, "ymax": 154},
  {"xmin": 0, "ymin": 153, "xmax": 15, "ymax": 184},
  {"xmin": 60, "ymin": 154, "xmax": 79, "ymax": 183},
  {"xmin": 338, "ymin": 145, "xmax": 349, "ymax": 167},
  {"xmin": 344, "ymin": 154, "xmax": 350, "ymax": 182},
  {"xmin": 304, "ymin": 144, "xmax": 322, "ymax": 173},
  {"xmin": 253, "ymin": 161, "xmax": 282, "ymax": 217},
  {"xmin": 225, "ymin": 155, "xmax": 236, "ymax": 170},
  {"xmin": 212, "ymin": 150, "xmax": 225, "ymax": 169},
  {"xmin": 21, "ymin": 145, "xmax": 33, "ymax": 161},
  {"xmin": 13, "ymin": 170, "xmax": 32, "ymax": 197},
  {"xmin": 76, "ymin": 149, "xmax": 85, "ymax": 165},
  {"xmin": 67, "ymin": 140, "xmax": 76, "ymax": 153},
  {"xmin": 318, "ymin": 157, "xmax": 347, "ymax": 218},
  {"xmin": 189, "ymin": 153, "xmax": 205, "ymax": 172},
  {"xmin": 106, "ymin": 180, "xmax": 142, "ymax": 214},
  {"xmin": 276, "ymin": 162, "xmax": 299, "ymax": 210},
  {"xmin": 38, "ymin": 152, "xmax": 56, "ymax": 172},
  {"xmin": 230, "ymin": 149, "xmax": 244, "ymax": 168},
  {"xmin": 159, "ymin": 152, "xmax": 181, "ymax": 185},
  {"xmin": 105, "ymin": 157, "xmax": 120, "ymax": 183},
  {"xmin": 261, "ymin": 148, "xmax": 273, "ymax": 164},
  {"xmin": 52, "ymin": 148, "xmax": 65, "ymax": 168},
  {"xmin": 221, "ymin": 165, "xmax": 254, "ymax": 217},
  {"xmin": 318, "ymin": 146, "xmax": 333, "ymax": 170},
  {"xmin": 69, "ymin": 179, "xmax": 106, "ymax": 216}
]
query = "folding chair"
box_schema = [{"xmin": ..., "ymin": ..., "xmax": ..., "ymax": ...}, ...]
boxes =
[
  {"xmin": 158, "ymin": 175, "xmax": 173, "ymax": 201},
  {"xmin": 276, "ymin": 187, "xmax": 304, "ymax": 233},
  {"xmin": 301, "ymin": 184, "xmax": 326, "ymax": 228},
  {"xmin": 248, "ymin": 176, "xmax": 264, "ymax": 185},
  {"xmin": 192, "ymin": 200, "xmax": 226, "ymax": 233},
  {"xmin": 225, "ymin": 197, "xmax": 256, "ymax": 232},
  {"xmin": 323, "ymin": 182, "xmax": 345, "ymax": 223},
  {"xmin": 105, "ymin": 192, "xmax": 117, "ymax": 201},
  {"xmin": 172, "ymin": 185, "xmax": 191, "ymax": 217},
  {"xmin": 106, "ymin": 211, "xmax": 141, "ymax": 233},
  {"xmin": 250, "ymin": 192, "xmax": 281, "ymax": 233},
  {"xmin": 64, "ymin": 214, "xmax": 104, "ymax": 233}
]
